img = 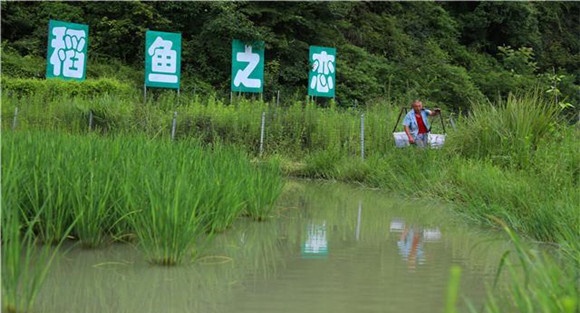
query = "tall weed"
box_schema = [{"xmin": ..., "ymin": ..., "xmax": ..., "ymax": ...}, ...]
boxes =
[
  {"xmin": 475, "ymin": 221, "xmax": 579, "ymax": 313},
  {"xmin": 448, "ymin": 90, "xmax": 561, "ymax": 169}
]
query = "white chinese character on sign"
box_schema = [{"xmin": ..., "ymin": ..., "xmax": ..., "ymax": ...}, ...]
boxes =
[
  {"xmin": 233, "ymin": 45, "xmax": 261, "ymax": 88},
  {"xmin": 147, "ymin": 36, "xmax": 178, "ymax": 83},
  {"xmin": 49, "ymin": 27, "xmax": 87, "ymax": 78},
  {"xmin": 310, "ymin": 51, "xmax": 335, "ymax": 93}
]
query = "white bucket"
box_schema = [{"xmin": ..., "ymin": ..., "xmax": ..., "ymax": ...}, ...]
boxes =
[
  {"xmin": 393, "ymin": 132, "xmax": 446, "ymax": 148},
  {"xmin": 423, "ymin": 228, "xmax": 442, "ymax": 242},
  {"xmin": 392, "ymin": 132, "xmax": 410, "ymax": 148},
  {"xmin": 428, "ymin": 134, "xmax": 446, "ymax": 149},
  {"xmin": 389, "ymin": 219, "xmax": 405, "ymax": 232}
]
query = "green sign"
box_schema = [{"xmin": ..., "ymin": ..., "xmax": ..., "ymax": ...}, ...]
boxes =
[
  {"xmin": 231, "ymin": 39, "xmax": 264, "ymax": 93},
  {"xmin": 308, "ymin": 46, "xmax": 336, "ymax": 97},
  {"xmin": 145, "ymin": 30, "xmax": 181, "ymax": 89},
  {"xmin": 46, "ymin": 20, "xmax": 89, "ymax": 81}
]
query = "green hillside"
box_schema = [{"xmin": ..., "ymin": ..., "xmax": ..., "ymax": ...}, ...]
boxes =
[{"xmin": 2, "ymin": 1, "xmax": 578, "ymax": 113}]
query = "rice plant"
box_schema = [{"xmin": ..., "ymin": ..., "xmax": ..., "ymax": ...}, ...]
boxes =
[
  {"xmin": 1, "ymin": 145, "xmax": 73, "ymax": 313},
  {"xmin": 196, "ymin": 144, "xmax": 249, "ymax": 233},
  {"xmin": 119, "ymin": 137, "xmax": 282, "ymax": 265},
  {"xmin": 221, "ymin": 218, "xmax": 287, "ymax": 282},
  {"xmin": 8, "ymin": 133, "xmax": 74, "ymax": 245},
  {"xmin": 118, "ymin": 138, "xmax": 205, "ymax": 265},
  {"xmin": 3, "ymin": 84, "xmax": 577, "ymax": 299},
  {"xmin": 67, "ymin": 135, "xmax": 121, "ymax": 247},
  {"xmin": 240, "ymin": 160, "xmax": 284, "ymax": 221},
  {"xmin": 444, "ymin": 265, "xmax": 462, "ymax": 313},
  {"xmin": 4, "ymin": 129, "xmax": 285, "ymax": 265}
]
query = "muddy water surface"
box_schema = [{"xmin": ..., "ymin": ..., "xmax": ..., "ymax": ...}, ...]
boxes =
[{"xmin": 37, "ymin": 180, "xmax": 508, "ymax": 313}]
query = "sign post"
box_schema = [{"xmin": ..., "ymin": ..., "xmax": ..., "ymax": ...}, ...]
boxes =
[{"xmin": 144, "ymin": 30, "xmax": 181, "ymax": 137}]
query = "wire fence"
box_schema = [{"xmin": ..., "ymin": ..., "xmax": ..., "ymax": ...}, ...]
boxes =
[{"xmin": 4, "ymin": 92, "xmax": 453, "ymax": 158}]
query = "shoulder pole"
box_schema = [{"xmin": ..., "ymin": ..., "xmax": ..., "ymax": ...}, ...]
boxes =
[{"xmin": 392, "ymin": 106, "xmax": 405, "ymax": 133}]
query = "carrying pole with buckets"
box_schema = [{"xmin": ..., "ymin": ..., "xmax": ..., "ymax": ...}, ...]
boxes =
[{"xmin": 392, "ymin": 105, "xmax": 447, "ymax": 148}]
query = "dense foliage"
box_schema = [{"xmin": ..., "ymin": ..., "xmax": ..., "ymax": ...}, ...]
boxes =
[{"xmin": 2, "ymin": 1, "xmax": 579, "ymax": 113}]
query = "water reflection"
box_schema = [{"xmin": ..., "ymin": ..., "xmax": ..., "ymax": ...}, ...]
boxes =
[
  {"xmin": 301, "ymin": 221, "xmax": 328, "ymax": 258},
  {"xmin": 355, "ymin": 200, "xmax": 362, "ymax": 241},
  {"xmin": 397, "ymin": 225, "xmax": 427, "ymax": 269},
  {"xmin": 423, "ymin": 227, "xmax": 442, "ymax": 242},
  {"xmin": 391, "ymin": 219, "xmax": 442, "ymax": 270},
  {"xmin": 36, "ymin": 180, "xmax": 506, "ymax": 313}
]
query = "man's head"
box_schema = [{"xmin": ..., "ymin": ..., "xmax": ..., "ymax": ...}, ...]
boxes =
[{"xmin": 411, "ymin": 100, "xmax": 423, "ymax": 113}]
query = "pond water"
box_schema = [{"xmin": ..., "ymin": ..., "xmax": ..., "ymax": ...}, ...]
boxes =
[{"xmin": 37, "ymin": 179, "xmax": 509, "ymax": 313}]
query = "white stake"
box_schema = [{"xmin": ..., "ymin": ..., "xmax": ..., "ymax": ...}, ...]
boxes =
[
  {"xmin": 171, "ymin": 111, "xmax": 178, "ymax": 140},
  {"xmin": 259, "ymin": 111, "xmax": 266, "ymax": 157},
  {"xmin": 360, "ymin": 113, "xmax": 365, "ymax": 161}
]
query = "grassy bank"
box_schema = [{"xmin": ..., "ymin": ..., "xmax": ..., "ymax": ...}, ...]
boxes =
[{"xmin": 2, "ymin": 83, "xmax": 577, "ymax": 242}]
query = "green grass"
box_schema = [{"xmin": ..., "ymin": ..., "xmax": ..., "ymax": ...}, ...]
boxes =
[
  {"xmin": 5, "ymin": 88, "xmax": 575, "ymax": 243},
  {"xmin": 1, "ymin": 79, "xmax": 406, "ymax": 158},
  {"xmin": 473, "ymin": 220, "xmax": 579, "ymax": 313},
  {"xmin": 447, "ymin": 90, "xmax": 562, "ymax": 169}
]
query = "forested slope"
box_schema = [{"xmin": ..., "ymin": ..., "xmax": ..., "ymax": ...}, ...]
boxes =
[{"xmin": 2, "ymin": 1, "xmax": 578, "ymax": 113}]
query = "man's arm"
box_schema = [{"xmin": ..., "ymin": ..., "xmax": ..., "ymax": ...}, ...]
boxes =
[
  {"xmin": 428, "ymin": 108, "xmax": 441, "ymax": 116},
  {"xmin": 404, "ymin": 125, "xmax": 414, "ymax": 144}
]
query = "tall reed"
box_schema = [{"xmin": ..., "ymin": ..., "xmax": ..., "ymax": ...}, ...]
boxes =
[{"xmin": 448, "ymin": 90, "xmax": 562, "ymax": 169}]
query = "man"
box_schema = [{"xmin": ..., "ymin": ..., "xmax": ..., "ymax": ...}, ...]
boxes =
[{"xmin": 402, "ymin": 100, "xmax": 441, "ymax": 147}]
